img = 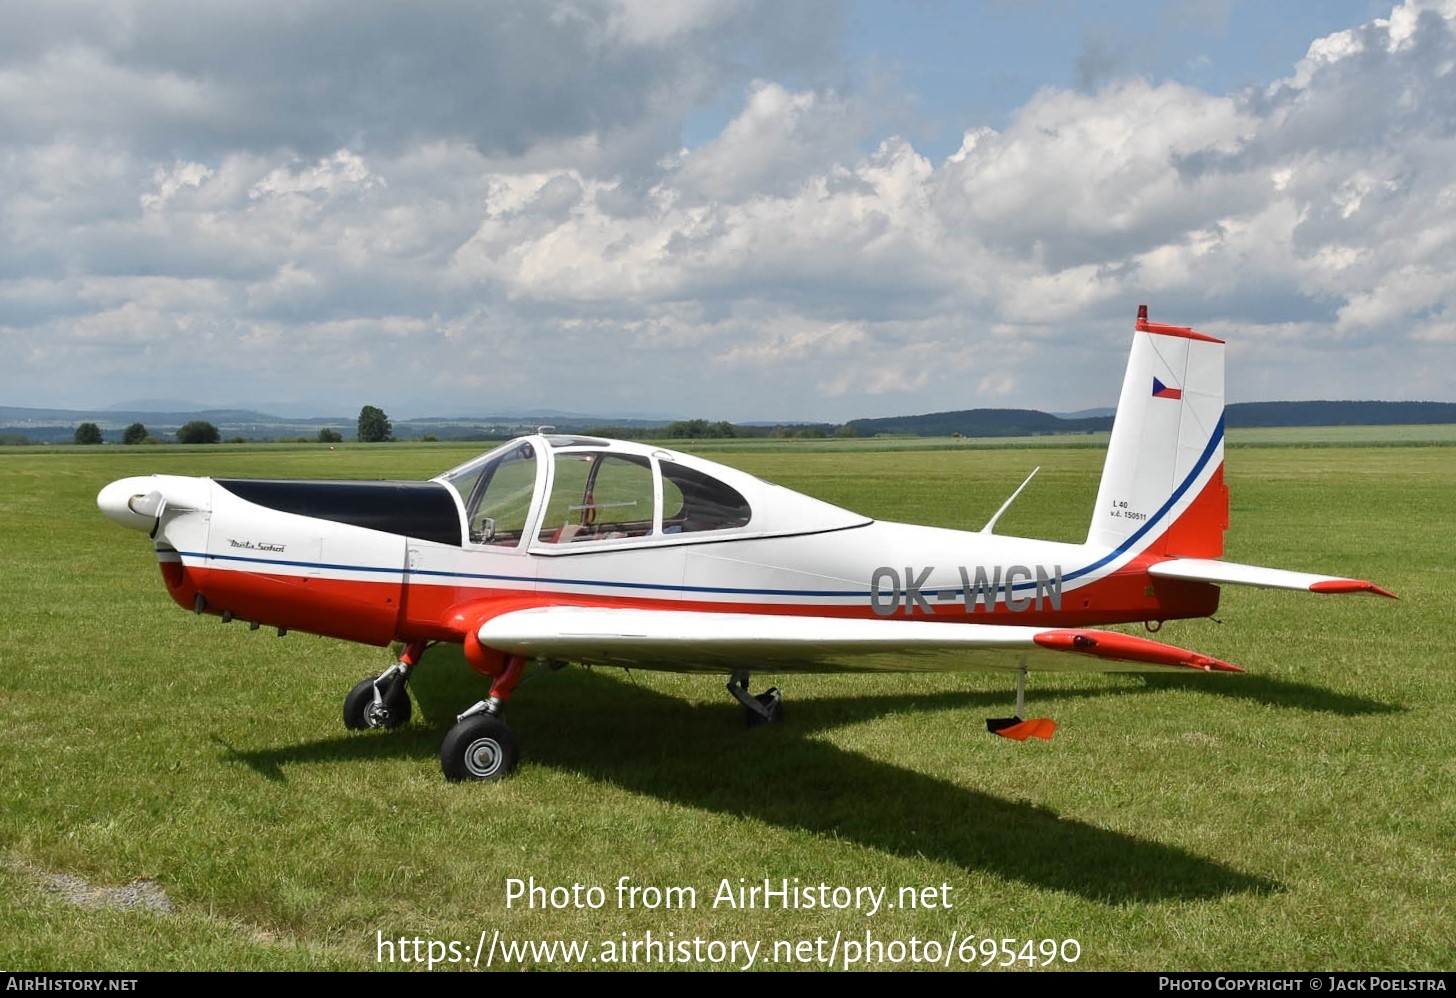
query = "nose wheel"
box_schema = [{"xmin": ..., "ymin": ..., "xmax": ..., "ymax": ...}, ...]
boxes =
[
  {"xmin": 343, "ymin": 675, "xmax": 412, "ymax": 729},
  {"xmin": 342, "ymin": 641, "xmax": 426, "ymax": 730}
]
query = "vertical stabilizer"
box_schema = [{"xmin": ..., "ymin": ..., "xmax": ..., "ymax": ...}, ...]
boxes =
[{"xmin": 1087, "ymin": 307, "xmax": 1228, "ymax": 558}]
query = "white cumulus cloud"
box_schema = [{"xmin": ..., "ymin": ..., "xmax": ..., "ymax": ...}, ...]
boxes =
[{"xmin": 0, "ymin": 0, "xmax": 1453, "ymax": 420}]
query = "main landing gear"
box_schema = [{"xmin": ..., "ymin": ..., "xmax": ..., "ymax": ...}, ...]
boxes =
[
  {"xmin": 439, "ymin": 653, "xmax": 527, "ymax": 782},
  {"xmin": 442, "ymin": 667, "xmax": 781, "ymax": 781},
  {"xmin": 343, "ymin": 640, "xmax": 426, "ymax": 730},
  {"xmin": 345, "ymin": 653, "xmax": 783, "ymax": 782},
  {"xmin": 440, "ymin": 709, "xmax": 519, "ymax": 781},
  {"xmin": 727, "ymin": 671, "xmax": 783, "ymax": 728}
]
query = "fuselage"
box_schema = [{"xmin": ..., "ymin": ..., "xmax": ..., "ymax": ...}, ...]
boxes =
[{"xmin": 97, "ymin": 434, "xmax": 1220, "ymax": 666}]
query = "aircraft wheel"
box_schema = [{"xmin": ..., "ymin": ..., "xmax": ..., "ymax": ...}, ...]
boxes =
[
  {"xmin": 343, "ymin": 677, "xmax": 412, "ymax": 730},
  {"xmin": 441, "ymin": 715, "xmax": 519, "ymax": 782}
]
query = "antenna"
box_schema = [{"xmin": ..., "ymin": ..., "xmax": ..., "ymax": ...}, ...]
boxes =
[{"xmin": 980, "ymin": 467, "xmax": 1040, "ymax": 535}]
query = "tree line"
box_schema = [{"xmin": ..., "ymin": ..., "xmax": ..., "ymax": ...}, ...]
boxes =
[
  {"xmin": 74, "ymin": 420, "xmax": 226, "ymax": 444},
  {"xmin": 68, "ymin": 406, "xmax": 397, "ymax": 445},
  {"xmin": 587, "ymin": 419, "xmax": 853, "ymax": 440},
  {"xmin": 63, "ymin": 407, "xmax": 854, "ymax": 445}
]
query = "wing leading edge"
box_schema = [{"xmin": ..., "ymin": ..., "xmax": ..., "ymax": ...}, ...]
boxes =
[{"xmin": 477, "ymin": 606, "xmax": 1242, "ymax": 676}]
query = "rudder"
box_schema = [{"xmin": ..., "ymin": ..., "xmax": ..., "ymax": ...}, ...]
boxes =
[{"xmin": 1087, "ymin": 307, "xmax": 1228, "ymax": 559}]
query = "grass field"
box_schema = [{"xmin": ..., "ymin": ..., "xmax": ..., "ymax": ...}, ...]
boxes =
[{"xmin": 1, "ymin": 438, "xmax": 1451, "ymax": 971}]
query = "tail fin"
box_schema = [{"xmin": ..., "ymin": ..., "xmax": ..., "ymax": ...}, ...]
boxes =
[{"xmin": 1087, "ymin": 307, "xmax": 1229, "ymax": 559}]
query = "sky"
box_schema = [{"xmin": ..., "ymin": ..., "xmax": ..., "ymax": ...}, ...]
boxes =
[{"xmin": 2, "ymin": 0, "xmax": 1454, "ymax": 421}]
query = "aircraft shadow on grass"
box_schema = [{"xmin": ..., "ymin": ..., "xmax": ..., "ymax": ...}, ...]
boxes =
[
  {"xmin": 1129, "ymin": 672, "xmax": 1404, "ymax": 716},
  {"xmin": 207, "ymin": 652, "xmax": 1413, "ymax": 905}
]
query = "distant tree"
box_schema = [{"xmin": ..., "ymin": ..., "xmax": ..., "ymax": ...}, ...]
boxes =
[
  {"xmin": 122, "ymin": 422, "xmax": 149, "ymax": 445},
  {"xmin": 421, "ymin": 434, "xmax": 438, "ymax": 443},
  {"xmin": 74, "ymin": 422, "xmax": 103, "ymax": 445},
  {"xmin": 317, "ymin": 427, "xmax": 343, "ymax": 444},
  {"xmin": 835, "ymin": 424, "xmax": 857, "ymax": 438},
  {"xmin": 357, "ymin": 405, "xmax": 393, "ymax": 443},
  {"xmin": 663, "ymin": 418, "xmax": 743, "ymax": 439},
  {"xmin": 176, "ymin": 420, "xmax": 221, "ymax": 444}
]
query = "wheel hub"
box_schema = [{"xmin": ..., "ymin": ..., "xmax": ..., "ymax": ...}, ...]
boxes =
[
  {"xmin": 364, "ymin": 700, "xmax": 391, "ymax": 727},
  {"xmin": 464, "ymin": 737, "xmax": 502, "ymax": 778}
]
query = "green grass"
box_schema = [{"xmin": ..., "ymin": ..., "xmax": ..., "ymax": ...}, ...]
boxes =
[
  {"xmin": 1227, "ymin": 424, "xmax": 1456, "ymax": 447},
  {"xmin": 1, "ymin": 441, "xmax": 1451, "ymax": 971}
]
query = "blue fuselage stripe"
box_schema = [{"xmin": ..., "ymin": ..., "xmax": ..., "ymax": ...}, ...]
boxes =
[{"xmin": 180, "ymin": 550, "xmax": 861, "ymax": 597}]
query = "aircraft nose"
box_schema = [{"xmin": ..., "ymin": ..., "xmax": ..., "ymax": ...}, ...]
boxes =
[{"xmin": 97, "ymin": 477, "xmax": 164, "ymax": 532}]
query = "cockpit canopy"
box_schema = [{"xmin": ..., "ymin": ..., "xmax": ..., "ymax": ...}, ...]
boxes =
[{"xmin": 436, "ymin": 435, "xmax": 868, "ymax": 551}]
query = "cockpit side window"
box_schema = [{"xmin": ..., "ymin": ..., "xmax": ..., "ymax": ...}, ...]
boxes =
[
  {"xmin": 457, "ymin": 442, "xmax": 537, "ymax": 546},
  {"xmin": 539, "ymin": 452, "xmax": 654, "ymax": 544},
  {"xmin": 660, "ymin": 461, "xmax": 751, "ymax": 534}
]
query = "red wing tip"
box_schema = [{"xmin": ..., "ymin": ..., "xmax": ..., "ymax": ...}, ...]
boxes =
[
  {"xmin": 1035, "ymin": 629, "xmax": 1241, "ymax": 673},
  {"xmin": 1310, "ymin": 579, "xmax": 1399, "ymax": 599},
  {"xmin": 989, "ymin": 718, "xmax": 1058, "ymax": 741}
]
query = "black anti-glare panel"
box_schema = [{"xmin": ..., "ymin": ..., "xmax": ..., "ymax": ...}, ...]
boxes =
[{"xmin": 216, "ymin": 479, "xmax": 462, "ymax": 546}]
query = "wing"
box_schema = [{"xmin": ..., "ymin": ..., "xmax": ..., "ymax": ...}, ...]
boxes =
[
  {"xmin": 1149, "ymin": 558, "xmax": 1396, "ymax": 597},
  {"xmin": 477, "ymin": 607, "xmax": 1241, "ymax": 675}
]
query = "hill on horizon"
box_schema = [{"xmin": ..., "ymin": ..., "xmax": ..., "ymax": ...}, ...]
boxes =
[
  {"xmin": 847, "ymin": 400, "xmax": 1456, "ymax": 438},
  {"xmin": 3, "ymin": 399, "xmax": 1455, "ymax": 445}
]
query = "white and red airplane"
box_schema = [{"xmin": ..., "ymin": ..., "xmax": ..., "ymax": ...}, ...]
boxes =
[{"xmin": 98, "ymin": 307, "xmax": 1393, "ymax": 780}]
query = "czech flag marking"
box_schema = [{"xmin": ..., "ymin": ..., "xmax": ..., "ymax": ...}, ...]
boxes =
[{"xmin": 1152, "ymin": 377, "xmax": 1183, "ymax": 400}]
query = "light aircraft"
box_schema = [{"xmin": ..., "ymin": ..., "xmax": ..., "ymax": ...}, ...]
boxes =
[{"xmin": 98, "ymin": 307, "xmax": 1393, "ymax": 780}]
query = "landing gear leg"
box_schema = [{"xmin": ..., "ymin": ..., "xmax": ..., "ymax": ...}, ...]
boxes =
[
  {"xmin": 440, "ymin": 654, "xmax": 527, "ymax": 781},
  {"xmin": 343, "ymin": 640, "xmax": 427, "ymax": 730},
  {"xmin": 986, "ymin": 665, "xmax": 1057, "ymax": 741},
  {"xmin": 727, "ymin": 671, "xmax": 782, "ymax": 728}
]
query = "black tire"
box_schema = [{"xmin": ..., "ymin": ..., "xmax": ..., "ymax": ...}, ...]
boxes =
[
  {"xmin": 440, "ymin": 715, "xmax": 520, "ymax": 782},
  {"xmin": 343, "ymin": 677, "xmax": 412, "ymax": 730}
]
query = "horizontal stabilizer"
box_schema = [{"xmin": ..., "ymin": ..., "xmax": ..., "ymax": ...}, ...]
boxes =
[
  {"xmin": 1148, "ymin": 558, "xmax": 1396, "ymax": 598},
  {"xmin": 478, "ymin": 606, "xmax": 1242, "ymax": 675}
]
